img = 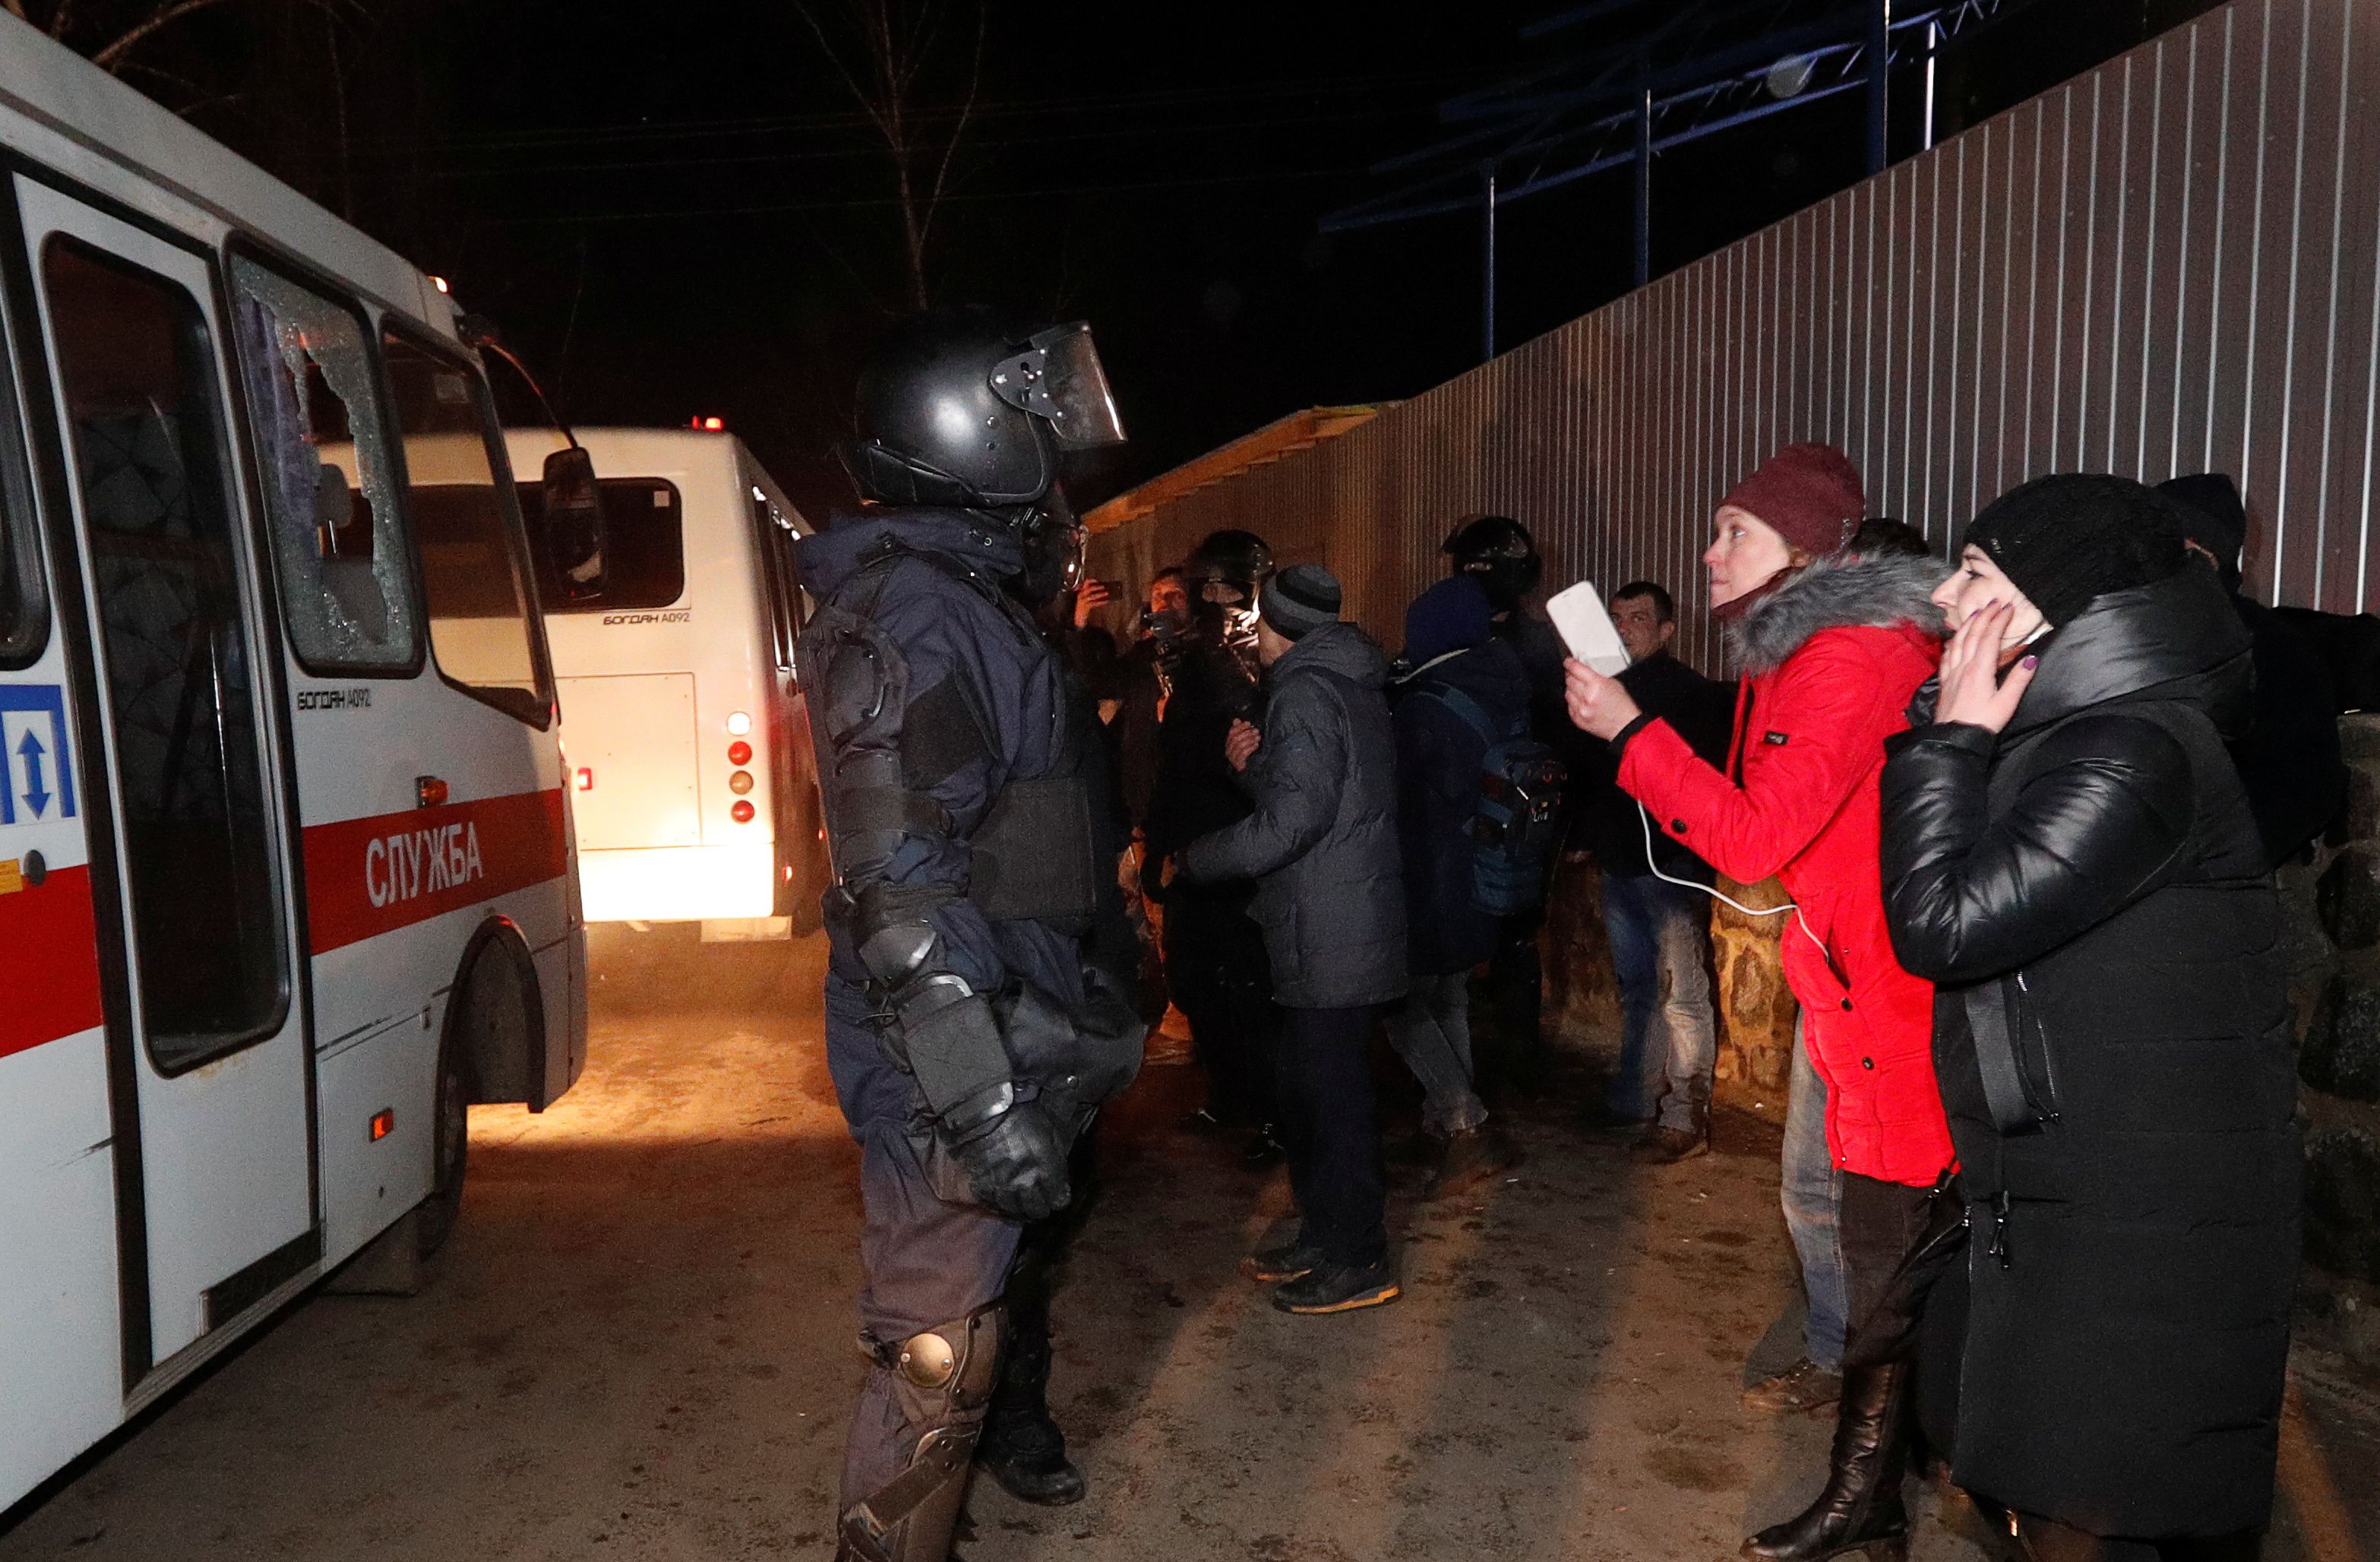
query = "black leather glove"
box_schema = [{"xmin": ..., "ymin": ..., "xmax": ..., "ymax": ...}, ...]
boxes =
[{"xmin": 940, "ymin": 1094, "xmax": 1070, "ymax": 1222}]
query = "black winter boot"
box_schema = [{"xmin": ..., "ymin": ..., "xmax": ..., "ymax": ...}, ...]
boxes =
[
  {"xmin": 1741, "ymin": 1361, "xmax": 1912, "ymax": 1562},
  {"xmin": 975, "ymin": 1317, "xmax": 1086, "ymax": 1506}
]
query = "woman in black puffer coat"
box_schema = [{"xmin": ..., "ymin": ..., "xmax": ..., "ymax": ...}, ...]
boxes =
[{"xmin": 1879, "ymin": 476, "xmax": 2300, "ymax": 1561}]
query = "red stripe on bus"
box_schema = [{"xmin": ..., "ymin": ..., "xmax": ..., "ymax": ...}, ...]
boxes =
[
  {"xmin": 0, "ymin": 863, "xmax": 104, "ymax": 1061},
  {"xmin": 303, "ymin": 789, "xmax": 567, "ymax": 954}
]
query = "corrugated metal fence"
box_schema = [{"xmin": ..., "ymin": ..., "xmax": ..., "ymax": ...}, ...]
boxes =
[{"xmin": 1090, "ymin": 0, "xmax": 2380, "ymax": 673}]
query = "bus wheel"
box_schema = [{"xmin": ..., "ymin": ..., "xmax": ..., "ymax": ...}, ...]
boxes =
[{"xmin": 416, "ymin": 995, "xmax": 473, "ymax": 1259}]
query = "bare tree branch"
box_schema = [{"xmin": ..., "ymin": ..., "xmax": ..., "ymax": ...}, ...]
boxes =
[
  {"xmin": 789, "ymin": 0, "xmax": 984, "ymax": 312},
  {"xmin": 790, "ymin": 1, "xmax": 890, "ymax": 141},
  {"xmin": 90, "ymin": 0, "xmax": 244, "ymax": 68},
  {"xmin": 87, "ymin": 0, "xmax": 366, "ymax": 75},
  {"xmin": 914, "ymin": 2, "xmax": 981, "ymax": 276}
]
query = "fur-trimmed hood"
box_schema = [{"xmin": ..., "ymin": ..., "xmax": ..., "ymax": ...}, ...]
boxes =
[{"xmin": 1729, "ymin": 552, "xmax": 1949, "ymax": 674}]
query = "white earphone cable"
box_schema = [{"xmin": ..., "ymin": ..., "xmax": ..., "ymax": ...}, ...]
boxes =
[{"xmin": 1637, "ymin": 801, "xmax": 1826, "ymax": 955}]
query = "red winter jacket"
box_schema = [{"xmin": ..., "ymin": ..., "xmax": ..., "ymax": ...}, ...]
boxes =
[{"xmin": 1615, "ymin": 555, "xmax": 1954, "ymax": 1186}]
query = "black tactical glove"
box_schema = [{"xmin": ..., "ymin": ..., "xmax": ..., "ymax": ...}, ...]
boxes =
[{"xmin": 939, "ymin": 1089, "xmax": 1070, "ymax": 1222}]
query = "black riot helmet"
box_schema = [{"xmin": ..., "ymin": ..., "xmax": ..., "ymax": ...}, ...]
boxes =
[
  {"xmin": 1181, "ymin": 529, "xmax": 1274, "ymax": 606},
  {"xmin": 1442, "ymin": 514, "xmax": 1542, "ymax": 612},
  {"xmin": 842, "ymin": 305, "xmax": 1127, "ymax": 507}
]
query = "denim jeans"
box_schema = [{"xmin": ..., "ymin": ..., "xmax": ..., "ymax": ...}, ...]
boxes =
[
  {"xmin": 1386, "ymin": 972, "xmax": 1490, "ymax": 1137},
  {"xmin": 1601, "ymin": 869, "xmax": 1718, "ymax": 1133},
  {"xmin": 1781, "ymin": 1020, "xmax": 1849, "ymax": 1372}
]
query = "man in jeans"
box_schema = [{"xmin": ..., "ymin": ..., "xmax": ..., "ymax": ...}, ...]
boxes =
[
  {"xmin": 1579, "ymin": 582, "xmax": 1734, "ymax": 1162},
  {"xmin": 1176, "ymin": 564, "xmax": 1408, "ymax": 1314}
]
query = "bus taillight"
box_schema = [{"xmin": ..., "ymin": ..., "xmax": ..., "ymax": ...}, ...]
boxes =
[
  {"xmin": 575, "ymin": 767, "xmax": 594, "ymax": 792},
  {"xmin": 731, "ymin": 800, "xmax": 754, "ymax": 824},
  {"xmin": 728, "ymin": 740, "xmax": 752, "ymax": 766}
]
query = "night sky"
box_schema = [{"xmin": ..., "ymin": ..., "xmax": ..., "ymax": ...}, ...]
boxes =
[{"xmin": 143, "ymin": 0, "xmax": 2220, "ymax": 523}]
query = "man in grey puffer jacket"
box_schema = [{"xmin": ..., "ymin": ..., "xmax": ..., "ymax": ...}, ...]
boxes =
[{"xmin": 1179, "ymin": 564, "xmax": 1407, "ymax": 1314}]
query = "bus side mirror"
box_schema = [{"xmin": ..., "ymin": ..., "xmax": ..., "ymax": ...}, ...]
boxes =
[{"xmin": 541, "ymin": 445, "xmax": 605, "ymax": 599}]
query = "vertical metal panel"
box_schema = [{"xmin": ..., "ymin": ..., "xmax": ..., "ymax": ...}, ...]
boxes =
[{"xmin": 1091, "ymin": 0, "xmax": 2380, "ymax": 664}]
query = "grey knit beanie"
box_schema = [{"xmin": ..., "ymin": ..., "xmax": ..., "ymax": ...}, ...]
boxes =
[{"xmin": 1260, "ymin": 563, "xmax": 1343, "ymax": 640}]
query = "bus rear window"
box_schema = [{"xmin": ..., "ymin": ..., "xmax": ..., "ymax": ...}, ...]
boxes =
[{"xmin": 517, "ymin": 477, "xmax": 685, "ymax": 612}]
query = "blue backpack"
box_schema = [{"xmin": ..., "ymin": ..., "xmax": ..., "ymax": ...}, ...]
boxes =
[{"xmin": 1418, "ymin": 681, "xmax": 1568, "ymax": 918}]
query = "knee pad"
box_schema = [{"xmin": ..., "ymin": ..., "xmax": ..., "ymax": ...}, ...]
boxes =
[{"xmin": 839, "ymin": 1306, "xmax": 1004, "ymax": 1562}]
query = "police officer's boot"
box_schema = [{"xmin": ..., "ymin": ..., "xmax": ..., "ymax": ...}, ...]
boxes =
[
  {"xmin": 973, "ymin": 1315, "xmax": 1086, "ymax": 1506},
  {"xmin": 837, "ymin": 1307, "xmax": 1002, "ymax": 1562}
]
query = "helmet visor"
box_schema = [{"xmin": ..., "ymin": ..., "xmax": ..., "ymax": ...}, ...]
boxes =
[{"xmin": 993, "ymin": 322, "xmax": 1127, "ymax": 451}]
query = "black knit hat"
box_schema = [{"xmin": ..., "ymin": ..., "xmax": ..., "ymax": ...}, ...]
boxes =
[
  {"xmin": 1959, "ymin": 475, "xmax": 2190, "ymax": 629},
  {"xmin": 1260, "ymin": 563, "xmax": 1342, "ymax": 640}
]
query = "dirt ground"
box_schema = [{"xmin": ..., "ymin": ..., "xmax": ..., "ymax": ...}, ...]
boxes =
[{"xmin": 3, "ymin": 927, "xmax": 2375, "ymax": 1561}]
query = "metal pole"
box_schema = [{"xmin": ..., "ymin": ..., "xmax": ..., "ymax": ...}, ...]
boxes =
[
  {"xmin": 1632, "ymin": 82, "xmax": 1652, "ymax": 289},
  {"xmin": 1482, "ymin": 163, "xmax": 1497, "ymax": 362},
  {"xmin": 1921, "ymin": 18, "xmax": 1938, "ymax": 151},
  {"xmin": 1866, "ymin": 0, "xmax": 1891, "ymax": 173}
]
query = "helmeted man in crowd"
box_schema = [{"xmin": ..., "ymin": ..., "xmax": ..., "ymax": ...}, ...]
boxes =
[
  {"xmin": 796, "ymin": 307, "xmax": 1146, "ymax": 1562},
  {"xmin": 1144, "ymin": 528, "xmax": 1282, "ymax": 1157},
  {"xmin": 1442, "ymin": 515, "xmax": 1572, "ymax": 1099}
]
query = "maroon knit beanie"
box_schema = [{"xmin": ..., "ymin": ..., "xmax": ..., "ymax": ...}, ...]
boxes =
[{"xmin": 1719, "ymin": 443, "xmax": 1866, "ymax": 558}]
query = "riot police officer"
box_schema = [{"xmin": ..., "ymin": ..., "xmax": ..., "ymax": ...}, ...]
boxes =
[{"xmin": 796, "ymin": 307, "xmax": 1144, "ymax": 1562}]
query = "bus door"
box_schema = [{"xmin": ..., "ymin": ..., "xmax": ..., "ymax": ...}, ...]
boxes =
[{"xmin": 17, "ymin": 180, "xmax": 314, "ymax": 1375}]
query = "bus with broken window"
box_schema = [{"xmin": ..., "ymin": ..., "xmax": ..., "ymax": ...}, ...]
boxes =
[{"xmin": 0, "ymin": 12, "xmax": 586, "ymax": 1512}]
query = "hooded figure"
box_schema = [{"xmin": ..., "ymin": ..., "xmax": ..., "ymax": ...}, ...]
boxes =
[
  {"xmin": 1392, "ymin": 576, "xmax": 1528, "ymax": 977},
  {"xmin": 1882, "ymin": 474, "xmax": 2299, "ymax": 1556},
  {"xmin": 1384, "ymin": 576, "xmax": 1531, "ymax": 1194},
  {"xmin": 2154, "ymin": 473, "xmax": 2347, "ymax": 868}
]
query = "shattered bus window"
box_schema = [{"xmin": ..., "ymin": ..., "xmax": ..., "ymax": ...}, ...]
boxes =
[{"xmin": 229, "ymin": 255, "xmax": 419, "ymax": 673}]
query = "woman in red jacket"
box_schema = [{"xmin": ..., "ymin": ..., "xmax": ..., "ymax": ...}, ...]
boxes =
[{"xmin": 1566, "ymin": 443, "xmax": 1955, "ymax": 1562}]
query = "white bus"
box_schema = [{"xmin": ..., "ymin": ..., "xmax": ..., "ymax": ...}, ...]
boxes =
[
  {"xmin": 0, "ymin": 15, "xmax": 586, "ymax": 1512},
  {"xmin": 505, "ymin": 425, "xmax": 831, "ymax": 929}
]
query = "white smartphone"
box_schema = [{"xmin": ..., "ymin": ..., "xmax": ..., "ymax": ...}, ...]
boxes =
[{"xmin": 1547, "ymin": 580, "xmax": 1632, "ymax": 676}]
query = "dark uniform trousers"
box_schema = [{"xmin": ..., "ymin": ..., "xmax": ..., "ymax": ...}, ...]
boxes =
[{"xmin": 825, "ymin": 975, "xmax": 1024, "ymax": 1506}]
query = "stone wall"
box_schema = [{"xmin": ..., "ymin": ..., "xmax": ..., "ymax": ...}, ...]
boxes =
[
  {"xmin": 1541, "ymin": 850, "xmax": 1618, "ymax": 1045},
  {"xmin": 1708, "ymin": 874, "xmax": 1798, "ymax": 1108}
]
